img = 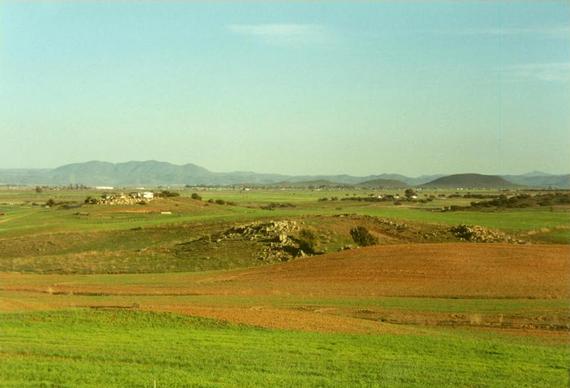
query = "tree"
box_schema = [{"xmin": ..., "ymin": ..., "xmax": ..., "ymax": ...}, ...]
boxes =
[
  {"xmin": 404, "ymin": 188, "xmax": 416, "ymax": 199},
  {"xmin": 350, "ymin": 226, "xmax": 378, "ymax": 247},
  {"xmin": 35, "ymin": 186, "xmax": 43, "ymax": 193}
]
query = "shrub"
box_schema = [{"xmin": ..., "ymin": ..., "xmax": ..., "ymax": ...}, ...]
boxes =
[
  {"xmin": 191, "ymin": 193, "xmax": 202, "ymax": 201},
  {"xmin": 298, "ymin": 229, "xmax": 318, "ymax": 254},
  {"xmin": 261, "ymin": 202, "xmax": 295, "ymax": 210},
  {"xmin": 450, "ymin": 224, "xmax": 474, "ymax": 240},
  {"xmin": 215, "ymin": 199, "xmax": 226, "ymax": 205},
  {"xmin": 350, "ymin": 226, "xmax": 378, "ymax": 247},
  {"xmin": 84, "ymin": 196, "xmax": 100, "ymax": 205},
  {"xmin": 159, "ymin": 190, "xmax": 180, "ymax": 198}
]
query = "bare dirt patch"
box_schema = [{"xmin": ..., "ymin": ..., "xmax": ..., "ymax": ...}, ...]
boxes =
[{"xmin": 217, "ymin": 243, "xmax": 570, "ymax": 299}]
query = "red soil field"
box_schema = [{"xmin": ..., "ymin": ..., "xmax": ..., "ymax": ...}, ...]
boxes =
[
  {"xmin": 221, "ymin": 243, "xmax": 570, "ymax": 299},
  {"xmin": 1, "ymin": 243, "xmax": 568, "ymax": 334}
]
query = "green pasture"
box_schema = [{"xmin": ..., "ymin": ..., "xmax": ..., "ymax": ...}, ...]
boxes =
[
  {"xmin": 0, "ymin": 309, "xmax": 568, "ymax": 387},
  {"xmin": 1, "ymin": 199, "xmax": 568, "ymax": 243}
]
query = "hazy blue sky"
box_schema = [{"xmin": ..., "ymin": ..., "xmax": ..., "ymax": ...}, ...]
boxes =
[{"xmin": 1, "ymin": 2, "xmax": 569, "ymax": 176}]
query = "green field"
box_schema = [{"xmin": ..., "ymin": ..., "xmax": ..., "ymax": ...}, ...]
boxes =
[{"xmin": 1, "ymin": 310, "xmax": 568, "ymax": 387}]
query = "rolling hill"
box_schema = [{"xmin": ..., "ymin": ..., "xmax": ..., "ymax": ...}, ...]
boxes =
[{"xmin": 421, "ymin": 173, "xmax": 517, "ymax": 188}]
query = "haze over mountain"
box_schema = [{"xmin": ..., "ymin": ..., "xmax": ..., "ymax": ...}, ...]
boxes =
[
  {"xmin": 1, "ymin": 161, "xmax": 569, "ymax": 188},
  {"xmin": 501, "ymin": 174, "xmax": 570, "ymax": 189},
  {"xmin": 356, "ymin": 178, "xmax": 408, "ymax": 189}
]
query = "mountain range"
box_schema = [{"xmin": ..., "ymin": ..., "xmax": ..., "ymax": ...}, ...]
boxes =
[{"xmin": 0, "ymin": 161, "xmax": 568, "ymax": 188}]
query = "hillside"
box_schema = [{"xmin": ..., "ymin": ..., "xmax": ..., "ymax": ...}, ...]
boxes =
[
  {"xmin": 357, "ymin": 178, "xmax": 408, "ymax": 188},
  {"xmin": 422, "ymin": 173, "xmax": 517, "ymax": 188}
]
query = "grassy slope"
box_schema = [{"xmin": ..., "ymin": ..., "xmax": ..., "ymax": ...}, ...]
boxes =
[{"xmin": 1, "ymin": 309, "xmax": 568, "ymax": 387}]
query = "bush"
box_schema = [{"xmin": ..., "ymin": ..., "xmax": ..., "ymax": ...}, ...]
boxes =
[
  {"xmin": 298, "ymin": 229, "xmax": 318, "ymax": 254},
  {"xmin": 159, "ymin": 190, "xmax": 180, "ymax": 198},
  {"xmin": 215, "ymin": 199, "xmax": 226, "ymax": 205},
  {"xmin": 45, "ymin": 199, "xmax": 56, "ymax": 207},
  {"xmin": 191, "ymin": 193, "xmax": 202, "ymax": 201},
  {"xmin": 261, "ymin": 202, "xmax": 296, "ymax": 210},
  {"xmin": 350, "ymin": 226, "xmax": 378, "ymax": 247},
  {"xmin": 84, "ymin": 196, "xmax": 98, "ymax": 204}
]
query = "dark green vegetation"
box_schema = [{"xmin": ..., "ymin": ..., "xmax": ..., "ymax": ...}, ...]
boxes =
[
  {"xmin": 1, "ymin": 310, "xmax": 568, "ymax": 387},
  {"xmin": 350, "ymin": 226, "xmax": 379, "ymax": 246},
  {"xmin": 468, "ymin": 192, "xmax": 570, "ymax": 209}
]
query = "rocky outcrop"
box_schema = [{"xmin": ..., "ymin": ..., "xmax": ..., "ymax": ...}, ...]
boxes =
[
  {"xmin": 213, "ymin": 220, "xmax": 309, "ymax": 262},
  {"xmin": 86, "ymin": 192, "xmax": 155, "ymax": 206},
  {"xmin": 450, "ymin": 224, "xmax": 523, "ymax": 243}
]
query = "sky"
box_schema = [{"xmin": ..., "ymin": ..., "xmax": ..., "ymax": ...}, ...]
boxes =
[{"xmin": 0, "ymin": 2, "xmax": 569, "ymax": 176}]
